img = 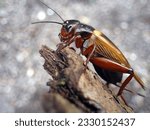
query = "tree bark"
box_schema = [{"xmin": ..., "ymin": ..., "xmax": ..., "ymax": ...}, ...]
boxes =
[{"xmin": 40, "ymin": 45, "xmax": 133, "ymax": 113}]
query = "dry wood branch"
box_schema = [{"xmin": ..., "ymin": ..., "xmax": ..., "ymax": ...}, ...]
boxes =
[{"xmin": 40, "ymin": 45, "xmax": 133, "ymax": 113}]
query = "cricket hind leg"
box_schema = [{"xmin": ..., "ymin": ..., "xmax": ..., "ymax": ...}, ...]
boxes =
[
  {"xmin": 90, "ymin": 57, "xmax": 144, "ymax": 99},
  {"xmin": 90, "ymin": 57, "xmax": 134, "ymax": 95}
]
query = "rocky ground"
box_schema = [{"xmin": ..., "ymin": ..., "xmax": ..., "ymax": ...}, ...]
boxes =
[{"xmin": 0, "ymin": 0, "xmax": 150, "ymax": 112}]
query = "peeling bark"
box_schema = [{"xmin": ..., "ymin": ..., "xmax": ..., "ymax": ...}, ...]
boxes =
[{"xmin": 40, "ymin": 45, "xmax": 133, "ymax": 113}]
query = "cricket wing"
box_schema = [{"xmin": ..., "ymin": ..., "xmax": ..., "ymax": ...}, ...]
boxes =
[{"xmin": 91, "ymin": 30, "xmax": 131, "ymax": 68}]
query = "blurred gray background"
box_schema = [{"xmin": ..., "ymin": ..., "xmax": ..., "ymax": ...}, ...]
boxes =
[{"xmin": 0, "ymin": 0, "xmax": 150, "ymax": 112}]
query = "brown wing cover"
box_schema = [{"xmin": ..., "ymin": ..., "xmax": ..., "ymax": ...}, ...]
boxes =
[
  {"xmin": 90, "ymin": 30, "xmax": 131, "ymax": 68},
  {"xmin": 90, "ymin": 30, "xmax": 145, "ymax": 88}
]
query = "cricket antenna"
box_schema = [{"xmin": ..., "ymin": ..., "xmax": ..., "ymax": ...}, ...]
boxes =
[
  {"xmin": 39, "ymin": 0, "xmax": 65, "ymax": 22},
  {"xmin": 32, "ymin": 20, "xmax": 64, "ymax": 25}
]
